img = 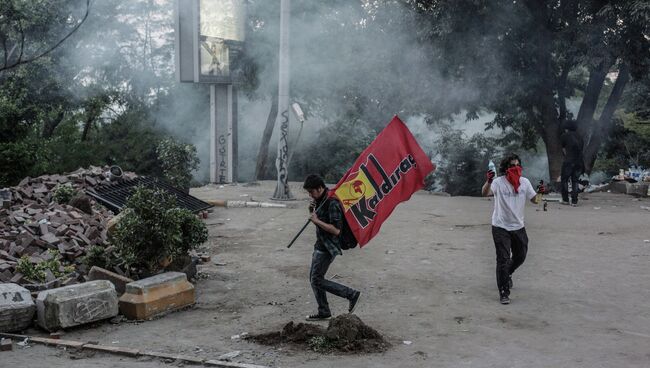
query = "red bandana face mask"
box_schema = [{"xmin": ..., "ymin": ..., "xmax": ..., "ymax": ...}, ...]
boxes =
[{"xmin": 506, "ymin": 166, "xmax": 522, "ymax": 193}]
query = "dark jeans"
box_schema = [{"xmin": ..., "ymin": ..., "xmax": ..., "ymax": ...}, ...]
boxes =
[
  {"xmin": 561, "ymin": 161, "xmax": 581, "ymax": 204},
  {"xmin": 310, "ymin": 249, "xmax": 356, "ymax": 316},
  {"xmin": 492, "ymin": 226, "xmax": 528, "ymax": 296}
]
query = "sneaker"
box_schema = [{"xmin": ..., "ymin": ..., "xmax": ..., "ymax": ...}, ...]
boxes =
[
  {"xmin": 306, "ymin": 313, "xmax": 331, "ymax": 321},
  {"xmin": 348, "ymin": 291, "xmax": 361, "ymax": 313},
  {"xmin": 500, "ymin": 295, "xmax": 511, "ymax": 305},
  {"xmin": 560, "ymin": 200, "xmax": 570, "ymax": 205},
  {"xmin": 570, "ymin": 203, "xmax": 578, "ymax": 207}
]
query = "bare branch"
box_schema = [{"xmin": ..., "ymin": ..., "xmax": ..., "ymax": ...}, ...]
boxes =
[{"xmin": 0, "ymin": 0, "xmax": 91, "ymax": 73}]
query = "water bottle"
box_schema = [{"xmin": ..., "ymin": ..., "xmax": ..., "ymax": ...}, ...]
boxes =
[{"xmin": 488, "ymin": 160, "xmax": 496, "ymax": 174}]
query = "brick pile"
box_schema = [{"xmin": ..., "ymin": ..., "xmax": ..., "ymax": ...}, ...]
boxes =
[{"xmin": 0, "ymin": 166, "xmax": 137, "ymax": 289}]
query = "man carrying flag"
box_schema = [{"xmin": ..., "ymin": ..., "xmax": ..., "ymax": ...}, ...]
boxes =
[
  {"xmin": 303, "ymin": 174, "xmax": 361, "ymax": 321},
  {"xmin": 302, "ymin": 116, "xmax": 435, "ymax": 321}
]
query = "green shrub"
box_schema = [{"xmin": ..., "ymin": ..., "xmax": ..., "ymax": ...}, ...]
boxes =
[
  {"xmin": 83, "ymin": 245, "xmax": 118, "ymax": 270},
  {"xmin": 52, "ymin": 183, "xmax": 77, "ymax": 204},
  {"xmin": 156, "ymin": 138, "xmax": 200, "ymax": 190},
  {"xmin": 308, "ymin": 336, "xmax": 334, "ymax": 352},
  {"xmin": 110, "ymin": 186, "xmax": 208, "ymax": 275},
  {"xmin": 16, "ymin": 250, "xmax": 74, "ymax": 283}
]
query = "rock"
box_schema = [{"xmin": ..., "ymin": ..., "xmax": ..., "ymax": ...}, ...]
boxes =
[
  {"xmin": 1, "ymin": 338, "xmax": 12, "ymax": 351},
  {"xmin": 69, "ymin": 194, "xmax": 93, "ymax": 214},
  {"xmin": 0, "ymin": 283, "xmax": 36, "ymax": 333},
  {"xmin": 36, "ymin": 280, "xmax": 119, "ymax": 331},
  {"xmin": 88, "ymin": 266, "xmax": 134, "ymax": 296},
  {"xmin": 119, "ymin": 272, "xmax": 195, "ymax": 320}
]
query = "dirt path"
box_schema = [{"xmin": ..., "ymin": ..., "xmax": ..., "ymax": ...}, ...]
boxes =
[{"xmin": 4, "ymin": 181, "xmax": 650, "ymax": 367}]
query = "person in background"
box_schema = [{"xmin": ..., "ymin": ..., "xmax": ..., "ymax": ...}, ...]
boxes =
[
  {"xmin": 560, "ymin": 120, "xmax": 584, "ymax": 206},
  {"xmin": 482, "ymin": 154, "xmax": 542, "ymax": 304}
]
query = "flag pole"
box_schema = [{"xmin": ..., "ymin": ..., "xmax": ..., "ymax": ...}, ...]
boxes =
[{"xmin": 286, "ymin": 219, "xmax": 311, "ymax": 248}]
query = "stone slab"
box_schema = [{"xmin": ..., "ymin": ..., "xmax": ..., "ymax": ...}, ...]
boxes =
[
  {"xmin": 0, "ymin": 283, "xmax": 36, "ymax": 333},
  {"xmin": 36, "ymin": 280, "xmax": 118, "ymax": 331},
  {"xmin": 119, "ymin": 272, "xmax": 195, "ymax": 320},
  {"xmin": 87, "ymin": 266, "xmax": 134, "ymax": 296}
]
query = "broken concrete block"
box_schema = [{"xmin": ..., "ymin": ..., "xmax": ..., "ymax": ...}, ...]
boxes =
[
  {"xmin": 119, "ymin": 272, "xmax": 195, "ymax": 320},
  {"xmin": 36, "ymin": 280, "xmax": 118, "ymax": 331},
  {"xmin": 0, "ymin": 338, "xmax": 12, "ymax": 351},
  {"xmin": 0, "ymin": 283, "xmax": 36, "ymax": 333},
  {"xmin": 88, "ymin": 266, "xmax": 134, "ymax": 296}
]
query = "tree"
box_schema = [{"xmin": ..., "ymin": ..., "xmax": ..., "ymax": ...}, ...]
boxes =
[
  {"xmin": 406, "ymin": 0, "xmax": 650, "ymax": 180},
  {"xmin": 0, "ymin": 0, "xmax": 90, "ymax": 73}
]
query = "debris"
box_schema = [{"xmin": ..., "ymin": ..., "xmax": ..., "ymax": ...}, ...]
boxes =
[
  {"xmin": 593, "ymin": 207, "xmax": 601, "ymax": 210},
  {"xmin": 403, "ymin": 340, "xmax": 413, "ymax": 345},
  {"xmin": 217, "ymin": 350, "xmax": 241, "ymax": 360},
  {"xmin": 0, "ymin": 338, "xmax": 12, "ymax": 351},
  {"xmin": 248, "ymin": 315, "xmax": 389, "ymax": 353}
]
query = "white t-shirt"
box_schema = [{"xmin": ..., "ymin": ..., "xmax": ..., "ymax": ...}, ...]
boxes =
[{"xmin": 490, "ymin": 176, "xmax": 537, "ymax": 231}]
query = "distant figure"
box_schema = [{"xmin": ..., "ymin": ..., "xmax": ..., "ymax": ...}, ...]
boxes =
[
  {"xmin": 303, "ymin": 174, "xmax": 361, "ymax": 320},
  {"xmin": 560, "ymin": 120, "xmax": 584, "ymax": 206},
  {"xmin": 482, "ymin": 154, "xmax": 542, "ymax": 304}
]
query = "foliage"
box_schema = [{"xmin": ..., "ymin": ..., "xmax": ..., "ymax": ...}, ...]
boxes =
[
  {"xmin": 433, "ymin": 129, "xmax": 500, "ymax": 196},
  {"xmin": 0, "ymin": 138, "xmax": 51, "ymax": 186},
  {"xmin": 52, "ymin": 184, "xmax": 77, "ymax": 204},
  {"xmin": 110, "ymin": 186, "xmax": 208, "ymax": 275},
  {"xmin": 82, "ymin": 245, "xmax": 118, "ymax": 271},
  {"xmin": 308, "ymin": 336, "xmax": 335, "ymax": 353},
  {"xmin": 156, "ymin": 138, "xmax": 200, "ymax": 189},
  {"xmin": 596, "ymin": 115, "xmax": 650, "ymax": 174},
  {"xmin": 16, "ymin": 250, "xmax": 74, "ymax": 283},
  {"xmin": 288, "ymin": 118, "xmax": 375, "ymax": 183}
]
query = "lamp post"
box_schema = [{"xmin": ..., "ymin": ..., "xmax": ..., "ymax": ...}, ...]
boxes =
[
  {"xmin": 175, "ymin": 0, "xmax": 246, "ymax": 184},
  {"xmin": 273, "ymin": 0, "xmax": 293, "ymax": 199}
]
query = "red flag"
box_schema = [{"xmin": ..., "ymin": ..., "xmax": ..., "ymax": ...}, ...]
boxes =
[{"xmin": 330, "ymin": 116, "xmax": 436, "ymax": 246}]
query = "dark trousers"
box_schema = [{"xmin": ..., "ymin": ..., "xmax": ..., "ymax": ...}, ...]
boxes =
[
  {"xmin": 492, "ymin": 226, "xmax": 528, "ymax": 296},
  {"xmin": 561, "ymin": 161, "xmax": 581, "ymax": 204},
  {"xmin": 310, "ymin": 249, "xmax": 356, "ymax": 316}
]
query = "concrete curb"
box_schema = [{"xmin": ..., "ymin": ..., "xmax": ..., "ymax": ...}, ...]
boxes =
[{"xmin": 0, "ymin": 332, "xmax": 268, "ymax": 368}]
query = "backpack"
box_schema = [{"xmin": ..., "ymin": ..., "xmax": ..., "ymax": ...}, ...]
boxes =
[{"xmin": 336, "ymin": 200, "xmax": 358, "ymax": 250}]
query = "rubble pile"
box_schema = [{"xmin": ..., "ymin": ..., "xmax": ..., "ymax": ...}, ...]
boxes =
[{"xmin": 0, "ymin": 166, "xmax": 137, "ymax": 289}]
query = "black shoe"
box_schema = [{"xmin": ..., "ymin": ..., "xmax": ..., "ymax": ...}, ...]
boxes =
[
  {"xmin": 500, "ymin": 295, "xmax": 511, "ymax": 305},
  {"xmin": 306, "ymin": 313, "xmax": 331, "ymax": 321},
  {"xmin": 349, "ymin": 291, "xmax": 361, "ymax": 313}
]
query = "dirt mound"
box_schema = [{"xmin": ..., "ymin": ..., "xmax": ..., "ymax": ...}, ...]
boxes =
[{"xmin": 248, "ymin": 314, "xmax": 390, "ymax": 353}]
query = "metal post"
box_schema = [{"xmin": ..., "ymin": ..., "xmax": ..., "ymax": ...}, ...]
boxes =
[{"xmin": 273, "ymin": 0, "xmax": 293, "ymax": 200}]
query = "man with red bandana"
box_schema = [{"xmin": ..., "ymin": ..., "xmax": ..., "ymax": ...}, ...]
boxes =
[{"xmin": 481, "ymin": 154, "xmax": 542, "ymax": 304}]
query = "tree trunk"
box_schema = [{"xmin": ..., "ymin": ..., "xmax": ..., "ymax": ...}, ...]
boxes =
[
  {"xmin": 41, "ymin": 110, "xmax": 65, "ymax": 138},
  {"xmin": 582, "ymin": 63, "xmax": 630, "ymax": 173},
  {"xmin": 576, "ymin": 62, "xmax": 609, "ymax": 140},
  {"xmin": 254, "ymin": 91, "xmax": 279, "ymax": 180},
  {"xmin": 81, "ymin": 113, "xmax": 95, "ymax": 141},
  {"xmin": 542, "ymin": 122, "xmax": 565, "ymax": 185}
]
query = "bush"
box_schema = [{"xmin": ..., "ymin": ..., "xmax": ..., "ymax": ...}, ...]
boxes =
[
  {"xmin": 156, "ymin": 138, "xmax": 200, "ymax": 190},
  {"xmin": 52, "ymin": 183, "xmax": 77, "ymax": 204},
  {"xmin": 110, "ymin": 186, "xmax": 208, "ymax": 275}
]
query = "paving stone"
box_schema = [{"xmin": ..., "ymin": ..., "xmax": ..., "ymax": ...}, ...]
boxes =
[
  {"xmin": 0, "ymin": 338, "xmax": 12, "ymax": 351},
  {"xmin": 87, "ymin": 266, "xmax": 134, "ymax": 296},
  {"xmin": 119, "ymin": 272, "xmax": 195, "ymax": 320},
  {"xmin": 0, "ymin": 283, "xmax": 36, "ymax": 333},
  {"xmin": 36, "ymin": 280, "xmax": 118, "ymax": 331}
]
